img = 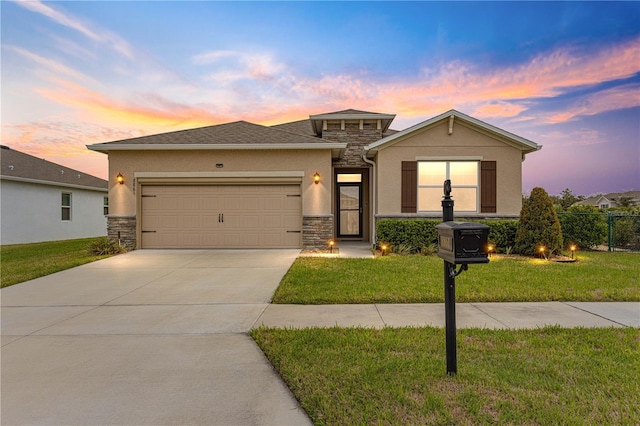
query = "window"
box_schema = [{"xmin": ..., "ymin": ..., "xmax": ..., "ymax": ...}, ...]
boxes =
[
  {"xmin": 61, "ymin": 192, "xmax": 72, "ymax": 221},
  {"xmin": 600, "ymin": 203, "xmax": 609, "ymax": 210},
  {"xmin": 104, "ymin": 196, "xmax": 109, "ymax": 215},
  {"xmin": 418, "ymin": 161, "xmax": 478, "ymax": 212}
]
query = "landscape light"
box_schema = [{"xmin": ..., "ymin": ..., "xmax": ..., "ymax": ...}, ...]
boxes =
[
  {"xmin": 328, "ymin": 239, "xmax": 335, "ymax": 253},
  {"xmin": 570, "ymin": 245, "xmax": 576, "ymax": 259}
]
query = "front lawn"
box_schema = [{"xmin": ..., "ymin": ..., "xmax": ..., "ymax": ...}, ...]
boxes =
[
  {"xmin": 1, "ymin": 237, "xmax": 114, "ymax": 288},
  {"xmin": 252, "ymin": 326, "xmax": 640, "ymax": 425},
  {"xmin": 272, "ymin": 252, "xmax": 640, "ymax": 304}
]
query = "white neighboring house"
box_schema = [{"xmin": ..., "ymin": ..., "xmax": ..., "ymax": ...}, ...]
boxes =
[{"xmin": 1, "ymin": 145, "xmax": 108, "ymax": 245}]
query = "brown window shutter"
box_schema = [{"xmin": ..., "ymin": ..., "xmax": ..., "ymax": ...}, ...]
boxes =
[
  {"xmin": 481, "ymin": 161, "xmax": 497, "ymax": 213},
  {"xmin": 401, "ymin": 161, "xmax": 417, "ymax": 213}
]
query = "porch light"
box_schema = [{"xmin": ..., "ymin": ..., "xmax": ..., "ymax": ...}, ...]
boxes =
[
  {"xmin": 116, "ymin": 173, "xmax": 124, "ymax": 185},
  {"xmin": 313, "ymin": 172, "xmax": 321, "ymax": 184}
]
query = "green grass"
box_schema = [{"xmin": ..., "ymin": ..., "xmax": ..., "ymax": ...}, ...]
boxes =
[
  {"xmin": 252, "ymin": 326, "xmax": 640, "ymax": 425},
  {"xmin": 272, "ymin": 252, "xmax": 640, "ymax": 304},
  {"xmin": 1, "ymin": 237, "xmax": 114, "ymax": 288}
]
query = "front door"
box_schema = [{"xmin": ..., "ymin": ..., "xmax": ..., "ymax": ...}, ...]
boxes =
[{"xmin": 337, "ymin": 173, "xmax": 362, "ymax": 238}]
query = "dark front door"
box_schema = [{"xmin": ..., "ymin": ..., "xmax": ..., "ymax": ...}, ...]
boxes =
[{"xmin": 337, "ymin": 174, "xmax": 362, "ymax": 238}]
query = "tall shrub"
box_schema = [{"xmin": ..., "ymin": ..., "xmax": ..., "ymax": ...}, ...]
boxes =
[
  {"xmin": 558, "ymin": 205, "xmax": 606, "ymax": 249},
  {"xmin": 515, "ymin": 187, "xmax": 563, "ymax": 255}
]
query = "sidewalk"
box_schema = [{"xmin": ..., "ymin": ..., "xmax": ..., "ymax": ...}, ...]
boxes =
[{"xmin": 255, "ymin": 301, "xmax": 640, "ymax": 329}]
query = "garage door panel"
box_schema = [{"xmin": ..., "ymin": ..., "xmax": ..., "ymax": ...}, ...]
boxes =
[{"xmin": 141, "ymin": 184, "xmax": 301, "ymax": 248}]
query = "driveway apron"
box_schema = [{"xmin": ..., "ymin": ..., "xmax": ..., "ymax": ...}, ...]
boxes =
[{"xmin": 1, "ymin": 249, "xmax": 311, "ymax": 426}]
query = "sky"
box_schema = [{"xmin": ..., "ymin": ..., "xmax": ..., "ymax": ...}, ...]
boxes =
[{"xmin": 2, "ymin": 1, "xmax": 639, "ymax": 197}]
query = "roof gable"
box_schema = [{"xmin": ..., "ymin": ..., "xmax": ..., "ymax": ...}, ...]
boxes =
[
  {"xmin": 365, "ymin": 109, "xmax": 541, "ymax": 156},
  {"xmin": 0, "ymin": 146, "xmax": 107, "ymax": 190}
]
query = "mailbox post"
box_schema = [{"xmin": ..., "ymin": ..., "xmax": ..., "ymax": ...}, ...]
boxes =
[{"xmin": 436, "ymin": 180, "xmax": 490, "ymax": 376}]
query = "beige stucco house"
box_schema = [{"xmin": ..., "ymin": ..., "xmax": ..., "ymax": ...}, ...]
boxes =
[{"xmin": 87, "ymin": 109, "xmax": 541, "ymax": 249}]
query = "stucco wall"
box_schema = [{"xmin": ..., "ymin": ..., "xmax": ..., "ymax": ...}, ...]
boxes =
[
  {"xmin": 0, "ymin": 179, "xmax": 107, "ymax": 244},
  {"xmin": 107, "ymin": 149, "xmax": 333, "ymax": 217},
  {"xmin": 375, "ymin": 120, "xmax": 524, "ymax": 216}
]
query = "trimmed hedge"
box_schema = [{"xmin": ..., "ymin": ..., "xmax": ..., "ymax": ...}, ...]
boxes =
[{"xmin": 376, "ymin": 219, "xmax": 518, "ymax": 254}]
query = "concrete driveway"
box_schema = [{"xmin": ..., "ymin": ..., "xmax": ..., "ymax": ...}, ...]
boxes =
[{"xmin": 1, "ymin": 249, "xmax": 311, "ymax": 425}]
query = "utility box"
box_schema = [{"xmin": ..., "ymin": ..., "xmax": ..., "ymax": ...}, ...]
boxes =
[{"xmin": 436, "ymin": 221, "xmax": 490, "ymax": 265}]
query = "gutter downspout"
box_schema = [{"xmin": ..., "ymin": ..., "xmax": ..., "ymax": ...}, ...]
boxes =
[{"xmin": 362, "ymin": 152, "xmax": 377, "ymax": 246}]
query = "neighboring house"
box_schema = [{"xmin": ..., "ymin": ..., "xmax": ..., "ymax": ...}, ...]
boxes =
[
  {"xmin": 574, "ymin": 191, "xmax": 640, "ymax": 210},
  {"xmin": 87, "ymin": 109, "xmax": 541, "ymax": 250},
  {"xmin": 0, "ymin": 146, "xmax": 108, "ymax": 245}
]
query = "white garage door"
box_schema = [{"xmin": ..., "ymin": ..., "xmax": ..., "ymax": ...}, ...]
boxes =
[{"xmin": 140, "ymin": 185, "xmax": 302, "ymax": 248}]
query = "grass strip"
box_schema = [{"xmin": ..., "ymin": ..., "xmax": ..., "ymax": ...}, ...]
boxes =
[
  {"xmin": 252, "ymin": 326, "xmax": 640, "ymax": 425},
  {"xmin": 1, "ymin": 237, "xmax": 112, "ymax": 288},
  {"xmin": 273, "ymin": 252, "xmax": 640, "ymax": 304}
]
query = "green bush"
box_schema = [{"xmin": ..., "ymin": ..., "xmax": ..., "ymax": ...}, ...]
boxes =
[
  {"xmin": 87, "ymin": 237, "xmax": 127, "ymax": 256},
  {"xmin": 515, "ymin": 187, "xmax": 563, "ymax": 256},
  {"xmin": 376, "ymin": 219, "xmax": 518, "ymax": 254},
  {"xmin": 481, "ymin": 220, "xmax": 518, "ymax": 253},
  {"xmin": 376, "ymin": 219, "xmax": 439, "ymax": 253},
  {"xmin": 558, "ymin": 206, "xmax": 607, "ymax": 249}
]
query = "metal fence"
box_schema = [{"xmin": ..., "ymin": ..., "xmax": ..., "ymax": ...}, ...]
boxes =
[{"xmin": 558, "ymin": 211, "xmax": 640, "ymax": 252}]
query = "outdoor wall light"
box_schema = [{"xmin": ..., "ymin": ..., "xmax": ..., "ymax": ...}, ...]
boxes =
[
  {"xmin": 116, "ymin": 173, "xmax": 124, "ymax": 185},
  {"xmin": 313, "ymin": 172, "xmax": 321, "ymax": 184}
]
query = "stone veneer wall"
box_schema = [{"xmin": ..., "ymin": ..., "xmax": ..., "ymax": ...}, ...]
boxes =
[
  {"xmin": 303, "ymin": 215, "xmax": 334, "ymax": 250},
  {"xmin": 323, "ymin": 122, "xmax": 382, "ymax": 167},
  {"xmin": 107, "ymin": 215, "xmax": 136, "ymax": 249}
]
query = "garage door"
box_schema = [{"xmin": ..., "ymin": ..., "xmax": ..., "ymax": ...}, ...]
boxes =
[{"xmin": 140, "ymin": 185, "xmax": 302, "ymax": 248}]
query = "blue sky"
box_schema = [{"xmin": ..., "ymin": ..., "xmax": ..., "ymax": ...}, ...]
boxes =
[{"xmin": 2, "ymin": 1, "xmax": 639, "ymax": 196}]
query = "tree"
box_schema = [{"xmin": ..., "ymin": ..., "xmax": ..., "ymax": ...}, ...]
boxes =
[
  {"xmin": 515, "ymin": 187, "xmax": 563, "ymax": 256},
  {"xmin": 559, "ymin": 205, "xmax": 607, "ymax": 249},
  {"xmin": 617, "ymin": 196, "xmax": 636, "ymax": 208},
  {"xmin": 552, "ymin": 188, "xmax": 585, "ymax": 211}
]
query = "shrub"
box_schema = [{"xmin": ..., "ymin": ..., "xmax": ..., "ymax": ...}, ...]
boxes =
[
  {"xmin": 376, "ymin": 219, "xmax": 439, "ymax": 253},
  {"xmin": 614, "ymin": 218, "xmax": 635, "ymax": 248},
  {"xmin": 376, "ymin": 219, "xmax": 518, "ymax": 254},
  {"xmin": 558, "ymin": 206, "xmax": 606, "ymax": 250},
  {"xmin": 480, "ymin": 220, "xmax": 518, "ymax": 253},
  {"xmin": 88, "ymin": 237, "xmax": 127, "ymax": 256},
  {"xmin": 515, "ymin": 187, "xmax": 563, "ymax": 255}
]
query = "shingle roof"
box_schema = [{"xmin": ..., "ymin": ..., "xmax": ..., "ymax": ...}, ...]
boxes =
[
  {"xmin": 91, "ymin": 121, "xmax": 329, "ymax": 147},
  {"xmin": 1, "ymin": 146, "xmax": 107, "ymax": 190},
  {"xmin": 270, "ymin": 119, "xmax": 317, "ymax": 137}
]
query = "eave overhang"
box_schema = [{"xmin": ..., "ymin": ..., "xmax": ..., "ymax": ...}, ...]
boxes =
[{"xmin": 86, "ymin": 142, "xmax": 347, "ymax": 159}]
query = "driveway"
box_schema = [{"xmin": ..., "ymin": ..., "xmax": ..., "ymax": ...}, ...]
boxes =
[{"xmin": 1, "ymin": 249, "xmax": 311, "ymax": 425}]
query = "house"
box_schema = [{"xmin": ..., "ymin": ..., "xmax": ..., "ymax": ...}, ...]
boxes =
[
  {"xmin": 574, "ymin": 191, "xmax": 640, "ymax": 210},
  {"xmin": 0, "ymin": 146, "xmax": 108, "ymax": 245},
  {"xmin": 86, "ymin": 109, "xmax": 541, "ymax": 250}
]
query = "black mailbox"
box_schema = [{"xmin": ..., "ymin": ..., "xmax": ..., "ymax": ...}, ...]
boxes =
[{"xmin": 436, "ymin": 221, "xmax": 490, "ymax": 265}]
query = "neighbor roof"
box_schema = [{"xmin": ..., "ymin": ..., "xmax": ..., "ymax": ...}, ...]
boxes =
[
  {"xmin": 365, "ymin": 109, "xmax": 542, "ymax": 157},
  {"xmin": 87, "ymin": 120, "xmax": 345, "ymax": 154},
  {"xmin": 0, "ymin": 146, "xmax": 107, "ymax": 191}
]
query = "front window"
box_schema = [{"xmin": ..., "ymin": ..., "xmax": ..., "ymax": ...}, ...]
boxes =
[
  {"xmin": 104, "ymin": 196, "xmax": 109, "ymax": 215},
  {"xmin": 418, "ymin": 161, "xmax": 478, "ymax": 212},
  {"xmin": 62, "ymin": 192, "xmax": 72, "ymax": 221}
]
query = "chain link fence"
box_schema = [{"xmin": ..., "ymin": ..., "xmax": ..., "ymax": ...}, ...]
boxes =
[{"xmin": 558, "ymin": 211, "xmax": 640, "ymax": 252}]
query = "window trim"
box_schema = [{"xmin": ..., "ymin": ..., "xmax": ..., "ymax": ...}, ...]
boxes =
[
  {"xmin": 61, "ymin": 192, "xmax": 72, "ymax": 221},
  {"xmin": 417, "ymin": 161, "xmax": 479, "ymax": 213}
]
